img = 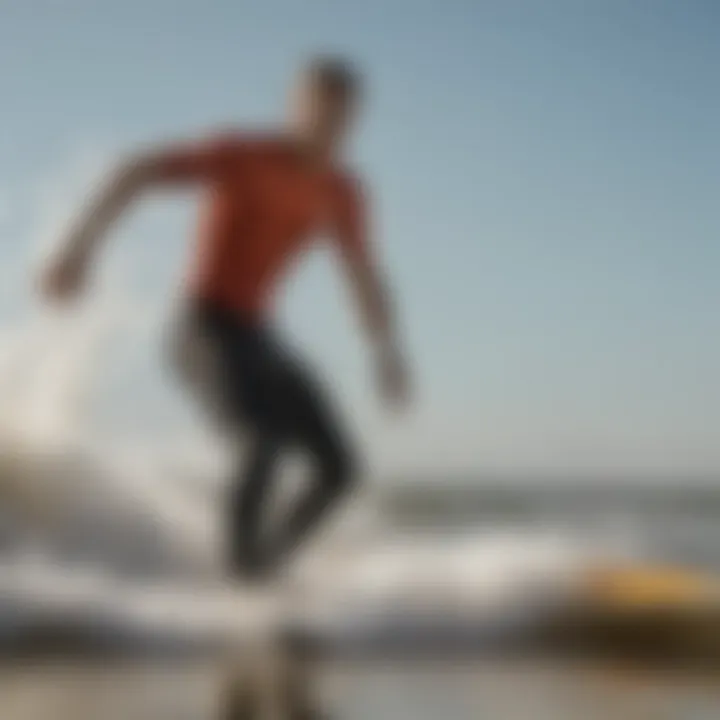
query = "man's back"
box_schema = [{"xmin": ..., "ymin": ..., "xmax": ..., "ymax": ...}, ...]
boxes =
[{"xmin": 157, "ymin": 132, "xmax": 366, "ymax": 321}]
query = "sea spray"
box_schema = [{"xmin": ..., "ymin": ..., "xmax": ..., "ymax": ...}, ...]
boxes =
[{"xmin": 0, "ymin": 291, "xmax": 225, "ymax": 576}]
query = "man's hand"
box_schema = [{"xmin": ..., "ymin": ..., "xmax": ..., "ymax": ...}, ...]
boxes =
[
  {"xmin": 376, "ymin": 344, "xmax": 411, "ymax": 411},
  {"xmin": 38, "ymin": 247, "xmax": 91, "ymax": 303},
  {"xmin": 35, "ymin": 150, "xmax": 169, "ymax": 305}
]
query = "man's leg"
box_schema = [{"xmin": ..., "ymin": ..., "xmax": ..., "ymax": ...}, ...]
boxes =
[
  {"xmin": 267, "ymin": 357, "xmax": 358, "ymax": 569},
  {"xmin": 273, "ymin": 431, "xmax": 354, "ymax": 565},
  {"xmin": 168, "ymin": 303, "xmax": 282, "ymax": 581},
  {"xmin": 170, "ymin": 305, "xmax": 357, "ymax": 578},
  {"xmin": 227, "ymin": 432, "xmax": 282, "ymax": 579},
  {"xmin": 228, "ymin": 363, "xmax": 357, "ymax": 576}
]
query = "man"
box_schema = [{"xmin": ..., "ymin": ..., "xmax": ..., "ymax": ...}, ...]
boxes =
[{"xmin": 40, "ymin": 57, "xmax": 410, "ymax": 581}]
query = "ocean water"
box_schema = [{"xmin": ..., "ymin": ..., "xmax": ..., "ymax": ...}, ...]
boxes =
[
  {"xmin": 0, "ymin": 296, "xmax": 718, "ymax": 718},
  {"xmin": 382, "ymin": 477, "xmax": 720, "ymax": 570}
]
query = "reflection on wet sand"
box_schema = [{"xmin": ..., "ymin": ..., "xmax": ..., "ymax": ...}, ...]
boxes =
[{"xmin": 0, "ymin": 659, "xmax": 719, "ymax": 720}]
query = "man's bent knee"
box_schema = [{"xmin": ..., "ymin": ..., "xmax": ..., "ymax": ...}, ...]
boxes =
[{"xmin": 320, "ymin": 442, "xmax": 358, "ymax": 495}]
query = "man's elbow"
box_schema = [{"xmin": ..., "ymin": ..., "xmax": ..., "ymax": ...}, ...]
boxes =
[
  {"xmin": 110, "ymin": 153, "xmax": 162, "ymax": 197},
  {"xmin": 357, "ymin": 269, "xmax": 393, "ymax": 337}
]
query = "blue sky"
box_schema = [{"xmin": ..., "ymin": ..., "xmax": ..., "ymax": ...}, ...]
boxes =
[{"xmin": 0, "ymin": 0, "xmax": 718, "ymax": 475}]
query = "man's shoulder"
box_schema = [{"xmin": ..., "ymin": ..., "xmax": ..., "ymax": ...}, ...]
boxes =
[{"xmin": 200, "ymin": 126, "xmax": 289, "ymax": 157}]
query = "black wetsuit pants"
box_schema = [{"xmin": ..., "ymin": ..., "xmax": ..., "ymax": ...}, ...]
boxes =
[{"xmin": 169, "ymin": 298, "xmax": 357, "ymax": 579}]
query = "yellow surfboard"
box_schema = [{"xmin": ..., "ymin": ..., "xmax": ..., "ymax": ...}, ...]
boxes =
[
  {"xmin": 581, "ymin": 564, "xmax": 720, "ymax": 611},
  {"xmin": 564, "ymin": 564, "xmax": 720, "ymax": 663}
]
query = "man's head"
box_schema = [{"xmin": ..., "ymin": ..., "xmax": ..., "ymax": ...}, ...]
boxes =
[{"xmin": 290, "ymin": 56, "xmax": 362, "ymax": 155}]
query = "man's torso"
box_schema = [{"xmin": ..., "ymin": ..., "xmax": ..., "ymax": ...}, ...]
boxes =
[{"xmin": 187, "ymin": 134, "xmax": 354, "ymax": 320}]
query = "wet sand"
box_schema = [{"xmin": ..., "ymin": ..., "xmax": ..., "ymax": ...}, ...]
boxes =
[{"xmin": 0, "ymin": 657, "xmax": 719, "ymax": 720}]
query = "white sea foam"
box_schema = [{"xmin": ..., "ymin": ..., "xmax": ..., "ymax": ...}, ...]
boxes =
[{"xmin": 0, "ymin": 159, "xmax": 612, "ymax": 641}]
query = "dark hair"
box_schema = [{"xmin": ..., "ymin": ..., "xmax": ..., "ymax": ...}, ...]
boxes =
[{"xmin": 306, "ymin": 56, "xmax": 362, "ymax": 101}]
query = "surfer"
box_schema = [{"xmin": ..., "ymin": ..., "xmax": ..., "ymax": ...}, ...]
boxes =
[{"xmin": 39, "ymin": 57, "xmax": 410, "ymax": 580}]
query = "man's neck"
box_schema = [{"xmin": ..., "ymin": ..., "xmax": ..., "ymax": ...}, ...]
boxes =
[{"xmin": 289, "ymin": 131, "xmax": 338, "ymax": 168}]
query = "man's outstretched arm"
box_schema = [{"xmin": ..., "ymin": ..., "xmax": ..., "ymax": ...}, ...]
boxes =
[
  {"xmin": 39, "ymin": 136, "xmax": 229, "ymax": 302},
  {"xmin": 332, "ymin": 176, "xmax": 411, "ymax": 409}
]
